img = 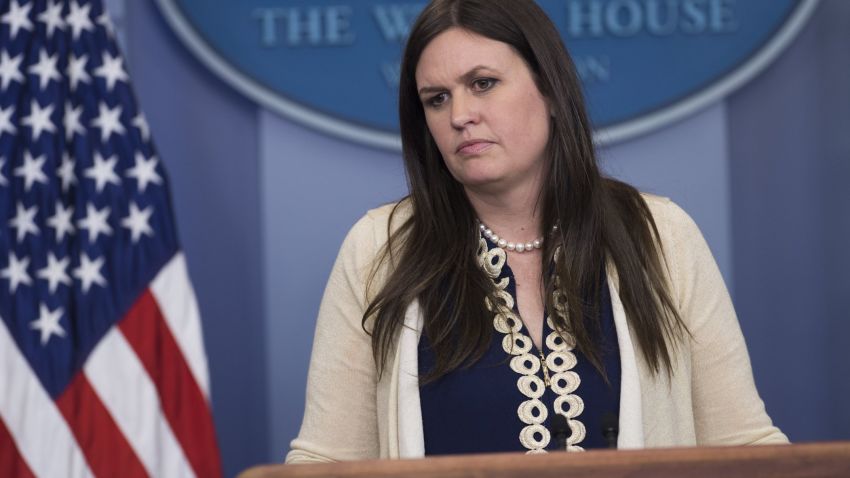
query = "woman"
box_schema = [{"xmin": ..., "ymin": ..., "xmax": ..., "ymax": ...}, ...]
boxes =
[{"xmin": 286, "ymin": 0, "xmax": 786, "ymax": 462}]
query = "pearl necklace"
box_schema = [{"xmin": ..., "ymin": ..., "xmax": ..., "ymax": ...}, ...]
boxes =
[{"xmin": 478, "ymin": 221, "xmax": 553, "ymax": 253}]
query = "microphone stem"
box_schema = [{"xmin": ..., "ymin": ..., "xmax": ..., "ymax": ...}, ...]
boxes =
[
  {"xmin": 555, "ymin": 433, "xmax": 567, "ymax": 451},
  {"xmin": 604, "ymin": 433, "xmax": 617, "ymax": 449}
]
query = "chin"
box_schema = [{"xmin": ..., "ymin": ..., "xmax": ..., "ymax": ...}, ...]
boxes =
[
  {"xmin": 450, "ymin": 163, "xmax": 504, "ymax": 186},
  {"xmin": 456, "ymin": 174, "xmax": 507, "ymax": 192}
]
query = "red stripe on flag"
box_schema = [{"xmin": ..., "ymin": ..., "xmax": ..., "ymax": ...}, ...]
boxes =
[
  {"xmin": 0, "ymin": 416, "xmax": 35, "ymax": 478},
  {"xmin": 55, "ymin": 373, "xmax": 148, "ymax": 478},
  {"xmin": 120, "ymin": 289, "xmax": 222, "ymax": 478}
]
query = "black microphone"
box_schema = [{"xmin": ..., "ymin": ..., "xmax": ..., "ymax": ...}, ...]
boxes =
[
  {"xmin": 548, "ymin": 413, "xmax": 571, "ymax": 451},
  {"xmin": 601, "ymin": 412, "xmax": 619, "ymax": 449}
]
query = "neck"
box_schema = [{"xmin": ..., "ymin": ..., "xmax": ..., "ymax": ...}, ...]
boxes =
[{"xmin": 465, "ymin": 183, "xmax": 543, "ymax": 244}]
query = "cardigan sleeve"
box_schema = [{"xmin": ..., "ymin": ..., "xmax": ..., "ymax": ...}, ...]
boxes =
[
  {"xmin": 657, "ymin": 198, "xmax": 788, "ymax": 445},
  {"xmin": 285, "ymin": 212, "xmax": 384, "ymax": 463}
]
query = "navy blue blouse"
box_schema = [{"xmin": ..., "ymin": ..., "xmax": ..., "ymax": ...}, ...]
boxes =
[{"xmin": 418, "ymin": 240, "xmax": 621, "ymax": 455}]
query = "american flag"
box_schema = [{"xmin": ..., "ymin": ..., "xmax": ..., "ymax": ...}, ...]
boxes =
[{"xmin": 0, "ymin": 0, "xmax": 222, "ymax": 476}]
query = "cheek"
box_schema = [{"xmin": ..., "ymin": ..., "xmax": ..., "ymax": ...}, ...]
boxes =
[
  {"xmin": 425, "ymin": 112, "xmax": 454, "ymax": 156},
  {"xmin": 519, "ymin": 91, "xmax": 550, "ymax": 130},
  {"xmin": 500, "ymin": 92, "xmax": 550, "ymax": 154}
]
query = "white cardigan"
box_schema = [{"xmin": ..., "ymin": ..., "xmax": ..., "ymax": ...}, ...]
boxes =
[{"xmin": 286, "ymin": 195, "xmax": 787, "ymax": 463}]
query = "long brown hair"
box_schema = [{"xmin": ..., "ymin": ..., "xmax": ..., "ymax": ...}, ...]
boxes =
[{"xmin": 364, "ymin": 0, "xmax": 685, "ymax": 382}]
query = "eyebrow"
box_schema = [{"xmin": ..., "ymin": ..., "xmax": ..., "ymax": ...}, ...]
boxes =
[{"xmin": 417, "ymin": 65, "xmax": 498, "ymax": 96}]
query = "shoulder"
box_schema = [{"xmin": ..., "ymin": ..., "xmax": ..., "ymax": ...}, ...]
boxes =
[
  {"xmin": 603, "ymin": 181, "xmax": 699, "ymax": 250},
  {"xmin": 640, "ymin": 193, "xmax": 696, "ymax": 234},
  {"xmin": 345, "ymin": 198, "xmax": 412, "ymax": 254},
  {"xmin": 639, "ymin": 193, "xmax": 706, "ymax": 259},
  {"xmin": 638, "ymin": 193, "xmax": 723, "ymax": 316},
  {"xmin": 333, "ymin": 199, "xmax": 412, "ymax": 298}
]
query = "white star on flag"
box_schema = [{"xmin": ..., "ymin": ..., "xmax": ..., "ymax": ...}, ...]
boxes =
[
  {"xmin": 47, "ymin": 201, "xmax": 75, "ymax": 241},
  {"xmin": 1, "ymin": 252, "xmax": 32, "ymax": 293},
  {"xmin": 122, "ymin": 202, "xmax": 154, "ymax": 243},
  {"xmin": 28, "ymin": 49, "xmax": 62, "ymax": 91},
  {"xmin": 0, "ymin": 51, "xmax": 25, "ymax": 89},
  {"xmin": 91, "ymin": 101, "xmax": 125, "ymax": 141},
  {"xmin": 9, "ymin": 202, "xmax": 39, "ymax": 243},
  {"xmin": 1, "ymin": 0, "xmax": 34, "ymax": 40},
  {"xmin": 21, "ymin": 99, "xmax": 57, "ymax": 140},
  {"xmin": 0, "ymin": 158, "xmax": 8, "ymax": 186},
  {"xmin": 95, "ymin": 10, "xmax": 114, "ymax": 34},
  {"xmin": 73, "ymin": 253, "xmax": 107, "ymax": 293},
  {"xmin": 57, "ymin": 154, "xmax": 77, "ymax": 192},
  {"xmin": 37, "ymin": 252, "xmax": 73, "ymax": 294},
  {"xmin": 78, "ymin": 203, "xmax": 113, "ymax": 243},
  {"xmin": 30, "ymin": 303, "xmax": 66, "ymax": 346},
  {"xmin": 13, "ymin": 151, "xmax": 49, "ymax": 191},
  {"xmin": 66, "ymin": 0, "xmax": 94, "ymax": 40},
  {"xmin": 0, "ymin": 105, "xmax": 15, "ymax": 137},
  {"xmin": 94, "ymin": 51, "xmax": 128, "ymax": 92},
  {"xmin": 67, "ymin": 53, "xmax": 91, "ymax": 91},
  {"xmin": 127, "ymin": 153, "xmax": 162, "ymax": 193},
  {"xmin": 85, "ymin": 152, "xmax": 121, "ymax": 192},
  {"xmin": 64, "ymin": 101, "xmax": 86, "ymax": 140},
  {"xmin": 37, "ymin": 0, "xmax": 66, "ymax": 39},
  {"xmin": 132, "ymin": 113, "xmax": 150, "ymax": 142}
]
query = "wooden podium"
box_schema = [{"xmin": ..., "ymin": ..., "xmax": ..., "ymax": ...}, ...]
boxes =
[{"xmin": 239, "ymin": 441, "xmax": 850, "ymax": 478}]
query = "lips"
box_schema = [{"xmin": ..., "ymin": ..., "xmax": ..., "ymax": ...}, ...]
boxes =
[{"xmin": 456, "ymin": 140, "xmax": 494, "ymax": 155}]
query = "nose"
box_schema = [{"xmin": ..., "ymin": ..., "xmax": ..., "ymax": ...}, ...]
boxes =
[{"xmin": 450, "ymin": 93, "xmax": 479, "ymax": 130}]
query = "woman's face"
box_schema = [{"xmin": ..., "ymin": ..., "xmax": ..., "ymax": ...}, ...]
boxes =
[{"xmin": 415, "ymin": 28, "xmax": 551, "ymax": 196}]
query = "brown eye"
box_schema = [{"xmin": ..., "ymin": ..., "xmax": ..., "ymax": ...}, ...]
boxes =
[
  {"xmin": 427, "ymin": 92, "xmax": 448, "ymax": 108},
  {"xmin": 472, "ymin": 78, "xmax": 497, "ymax": 91}
]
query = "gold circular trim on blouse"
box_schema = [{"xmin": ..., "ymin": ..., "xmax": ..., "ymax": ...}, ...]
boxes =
[{"xmin": 479, "ymin": 236, "xmax": 588, "ymax": 454}]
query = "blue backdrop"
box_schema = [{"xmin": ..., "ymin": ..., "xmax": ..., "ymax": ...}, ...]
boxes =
[{"xmin": 156, "ymin": 0, "xmax": 806, "ymax": 136}]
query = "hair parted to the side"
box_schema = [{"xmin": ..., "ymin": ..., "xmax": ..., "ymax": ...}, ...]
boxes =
[{"xmin": 363, "ymin": 0, "xmax": 686, "ymax": 383}]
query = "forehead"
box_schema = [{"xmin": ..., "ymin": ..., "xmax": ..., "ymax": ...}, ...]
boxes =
[{"xmin": 415, "ymin": 28, "xmax": 522, "ymax": 86}]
